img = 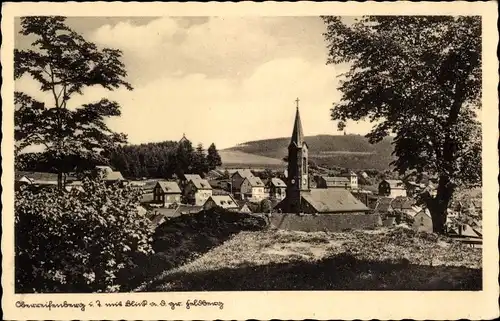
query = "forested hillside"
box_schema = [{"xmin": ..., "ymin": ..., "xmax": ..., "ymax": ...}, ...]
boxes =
[{"xmin": 227, "ymin": 134, "xmax": 395, "ymax": 170}]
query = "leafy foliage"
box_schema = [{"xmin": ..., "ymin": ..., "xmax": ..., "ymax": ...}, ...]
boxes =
[
  {"xmin": 322, "ymin": 16, "xmax": 481, "ymax": 233},
  {"xmin": 15, "ymin": 177, "xmax": 154, "ymax": 293},
  {"xmin": 207, "ymin": 143, "xmax": 222, "ymax": 170},
  {"xmin": 14, "ymin": 16, "xmax": 132, "ymax": 189}
]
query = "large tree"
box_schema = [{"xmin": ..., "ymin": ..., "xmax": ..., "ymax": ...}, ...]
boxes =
[
  {"xmin": 322, "ymin": 16, "xmax": 481, "ymax": 233},
  {"xmin": 207, "ymin": 143, "xmax": 222, "ymax": 170},
  {"xmin": 15, "ymin": 16, "xmax": 132, "ymax": 190}
]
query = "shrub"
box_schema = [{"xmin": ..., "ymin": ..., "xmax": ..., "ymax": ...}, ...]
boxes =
[{"xmin": 15, "ymin": 178, "xmax": 155, "ymax": 293}]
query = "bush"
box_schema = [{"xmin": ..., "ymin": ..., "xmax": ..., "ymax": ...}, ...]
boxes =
[{"xmin": 15, "ymin": 178, "xmax": 155, "ymax": 293}]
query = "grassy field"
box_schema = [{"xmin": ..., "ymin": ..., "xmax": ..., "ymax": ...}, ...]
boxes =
[
  {"xmin": 138, "ymin": 227, "xmax": 482, "ymax": 292},
  {"xmin": 218, "ymin": 150, "xmax": 285, "ymax": 169}
]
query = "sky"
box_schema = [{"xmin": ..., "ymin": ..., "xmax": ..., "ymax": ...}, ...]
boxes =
[{"xmin": 14, "ymin": 16, "xmax": 375, "ymax": 149}]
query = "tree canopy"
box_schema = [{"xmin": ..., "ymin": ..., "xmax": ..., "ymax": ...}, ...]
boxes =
[
  {"xmin": 322, "ymin": 16, "xmax": 481, "ymax": 233},
  {"xmin": 14, "ymin": 16, "xmax": 132, "ymax": 189}
]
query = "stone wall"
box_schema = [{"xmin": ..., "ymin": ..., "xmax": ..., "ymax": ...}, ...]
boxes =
[{"xmin": 270, "ymin": 212, "xmax": 382, "ymax": 232}]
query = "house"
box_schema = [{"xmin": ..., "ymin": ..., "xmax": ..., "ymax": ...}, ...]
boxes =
[
  {"xmin": 267, "ymin": 178, "xmax": 287, "ymax": 200},
  {"xmin": 378, "ymin": 179, "xmax": 407, "ymax": 198},
  {"xmin": 183, "ymin": 177, "xmax": 213, "ymax": 206},
  {"xmin": 240, "ymin": 176, "xmax": 266, "ymax": 201},
  {"xmin": 152, "ymin": 181, "xmax": 182, "ymax": 208},
  {"xmin": 390, "ymin": 196, "xmax": 416, "ymax": 215},
  {"xmin": 203, "ymin": 195, "xmax": 239, "ymax": 212},
  {"xmin": 183, "ymin": 174, "xmax": 202, "ymax": 182},
  {"xmin": 374, "ymin": 197, "xmax": 394, "ymax": 217},
  {"xmin": 316, "ymin": 176, "xmax": 350, "ymax": 189},
  {"xmin": 412, "ymin": 208, "xmax": 433, "ymax": 233},
  {"xmin": 238, "ymin": 203, "xmax": 253, "ymax": 214},
  {"xmin": 360, "ymin": 171, "xmax": 369, "ymax": 179},
  {"xmin": 230, "ymin": 169, "xmax": 254, "ymax": 193},
  {"xmin": 93, "ymin": 166, "xmax": 124, "ymax": 183},
  {"xmin": 15, "ymin": 171, "xmax": 59, "ymax": 189},
  {"xmin": 346, "ymin": 171, "xmax": 358, "ymax": 189}
]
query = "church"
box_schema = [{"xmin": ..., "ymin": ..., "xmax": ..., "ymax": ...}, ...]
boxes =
[{"xmin": 274, "ymin": 99, "xmax": 370, "ymax": 215}]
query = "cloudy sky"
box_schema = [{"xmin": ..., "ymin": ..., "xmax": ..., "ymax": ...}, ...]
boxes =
[{"xmin": 15, "ymin": 16, "xmax": 374, "ymax": 149}]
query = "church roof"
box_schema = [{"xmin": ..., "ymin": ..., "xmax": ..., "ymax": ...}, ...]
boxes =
[
  {"xmin": 301, "ymin": 189, "xmax": 370, "ymax": 213},
  {"xmin": 290, "ymin": 105, "xmax": 306, "ymax": 148}
]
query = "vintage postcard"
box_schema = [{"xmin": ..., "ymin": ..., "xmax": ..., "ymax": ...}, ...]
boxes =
[{"xmin": 2, "ymin": 1, "xmax": 499, "ymax": 320}]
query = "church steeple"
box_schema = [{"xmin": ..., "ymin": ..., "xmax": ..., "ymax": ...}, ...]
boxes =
[
  {"xmin": 285, "ymin": 97, "xmax": 310, "ymax": 214},
  {"xmin": 290, "ymin": 98, "xmax": 304, "ymax": 148}
]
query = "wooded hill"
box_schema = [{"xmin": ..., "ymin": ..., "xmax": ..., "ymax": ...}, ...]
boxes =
[{"xmin": 226, "ymin": 134, "xmax": 395, "ymax": 170}]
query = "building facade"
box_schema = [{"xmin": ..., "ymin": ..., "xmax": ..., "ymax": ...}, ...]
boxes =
[
  {"xmin": 240, "ymin": 176, "xmax": 266, "ymax": 201},
  {"xmin": 183, "ymin": 178, "xmax": 213, "ymax": 206},
  {"xmin": 153, "ymin": 181, "xmax": 182, "ymax": 207}
]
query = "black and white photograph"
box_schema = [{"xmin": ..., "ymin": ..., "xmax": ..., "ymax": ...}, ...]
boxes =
[{"xmin": 2, "ymin": 2, "xmax": 499, "ymax": 320}]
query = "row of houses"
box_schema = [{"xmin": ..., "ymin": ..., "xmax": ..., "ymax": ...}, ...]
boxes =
[
  {"xmin": 374, "ymin": 196, "xmax": 482, "ymax": 245},
  {"xmin": 15, "ymin": 166, "xmax": 125, "ymax": 191}
]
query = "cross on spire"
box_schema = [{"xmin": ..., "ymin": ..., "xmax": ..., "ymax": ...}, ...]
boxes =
[{"xmin": 295, "ymin": 97, "xmax": 300, "ymax": 109}]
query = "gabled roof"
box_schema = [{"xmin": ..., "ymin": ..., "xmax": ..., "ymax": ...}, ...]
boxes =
[
  {"xmin": 269, "ymin": 177, "xmax": 286, "ymax": 188},
  {"xmin": 15, "ymin": 171, "xmax": 58, "ymax": 182},
  {"xmin": 95, "ymin": 165, "xmax": 114, "ymax": 174},
  {"xmin": 206, "ymin": 195, "xmax": 239, "ymax": 209},
  {"xmin": 184, "ymin": 174, "xmax": 202, "ymax": 182},
  {"xmin": 322, "ymin": 176, "xmax": 350, "ymax": 183},
  {"xmin": 231, "ymin": 169, "xmax": 254, "ymax": 179},
  {"xmin": 416, "ymin": 208, "xmax": 432, "ymax": 218},
  {"xmin": 301, "ymin": 189, "xmax": 370, "ymax": 213},
  {"xmin": 175, "ymin": 204, "xmax": 203, "ymax": 215},
  {"xmin": 190, "ymin": 178, "xmax": 212, "ymax": 190},
  {"xmin": 375, "ymin": 197, "xmax": 393, "ymax": 213},
  {"xmin": 103, "ymin": 171, "xmax": 124, "ymax": 181},
  {"xmin": 156, "ymin": 181, "xmax": 181, "ymax": 194},
  {"xmin": 383, "ymin": 179, "xmax": 405, "ymax": 189},
  {"xmin": 244, "ymin": 176, "xmax": 264, "ymax": 187},
  {"xmin": 391, "ymin": 197, "xmax": 415, "ymax": 210}
]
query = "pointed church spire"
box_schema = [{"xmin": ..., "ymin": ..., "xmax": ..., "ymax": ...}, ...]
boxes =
[{"xmin": 290, "ymin": 98, "xmax": 304, "ymax": 148}]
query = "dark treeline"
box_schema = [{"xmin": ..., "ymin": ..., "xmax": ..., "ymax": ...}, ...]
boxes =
[
  {"xmin": 106, "ymin": 139, "xmax": 223, "ymax": 179},
  {"xmin": 17, "ymin": 138, "xmax": 223, "ymax": 180}
]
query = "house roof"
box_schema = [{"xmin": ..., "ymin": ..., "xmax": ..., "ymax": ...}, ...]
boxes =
[
  {"xmin": 232, "ymin": 169, "xmax": 254, "ymax": 179},
  {"xmin": 245, "ymin": 176, "xmax": 265, "ymax": 187},
  {"xmin": 15, "ymin": 171, "xmax": 58, "ymax": 183},
  {"xmin": 449, "ymin": 224, "xmax": 480, "ymax": 238},
  {"xmin": 190, "ymin": 178, "xmax": 212, "ymax": 190},
  {"xmin": 391, "ymin": 197, "xmax": 415, "ymax": 210},
  {"xmin": 140, "ymin": 193, "xmax": 154, "ymax": 203},
  {"xmin": 301, "ymin": 189, "xmax": 370, "ymax": 213},
  {"xmin": 269, "ymin": 177, "xmax": 286, "ymax": 187},
  {"xmin": 416, "ymin": 208, "xmax": 432, "ymax": 218},
  {"xmin": 383, "ymin": 179, "xmax": 405, "ymax": 189},
  {"xmin": 156, "ymin": 181, "xmax": 181, "ymax": 194},
  {"xmin": 175, "ymin": 204, "xmax": 203, "ymax": 215},
  {"xmin": 184, "ymin": 174, "xmax": 202, "ymax": 182},
  {"xmin": 95, "ymin": 165, "xmax": 113, "ymax": 174},
  {"xmin": 375, "ymin": 197, "xmax": 393, "ymax": 213},
  {"xmin": 103, "ymin": 171, "xmax": 124, "ymax": 181},
  {"xmin": 206, "ymin": 195, "xmax": 239, "ymax": 209}
]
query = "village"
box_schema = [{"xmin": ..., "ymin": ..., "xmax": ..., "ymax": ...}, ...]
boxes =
[
  {"xmin": 11, "ymin": 15, "xmax": 486, "ymax": 296},
  {"xmin": 15, "ymin": 101, "xmax": 483, "ymax": 248}
]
